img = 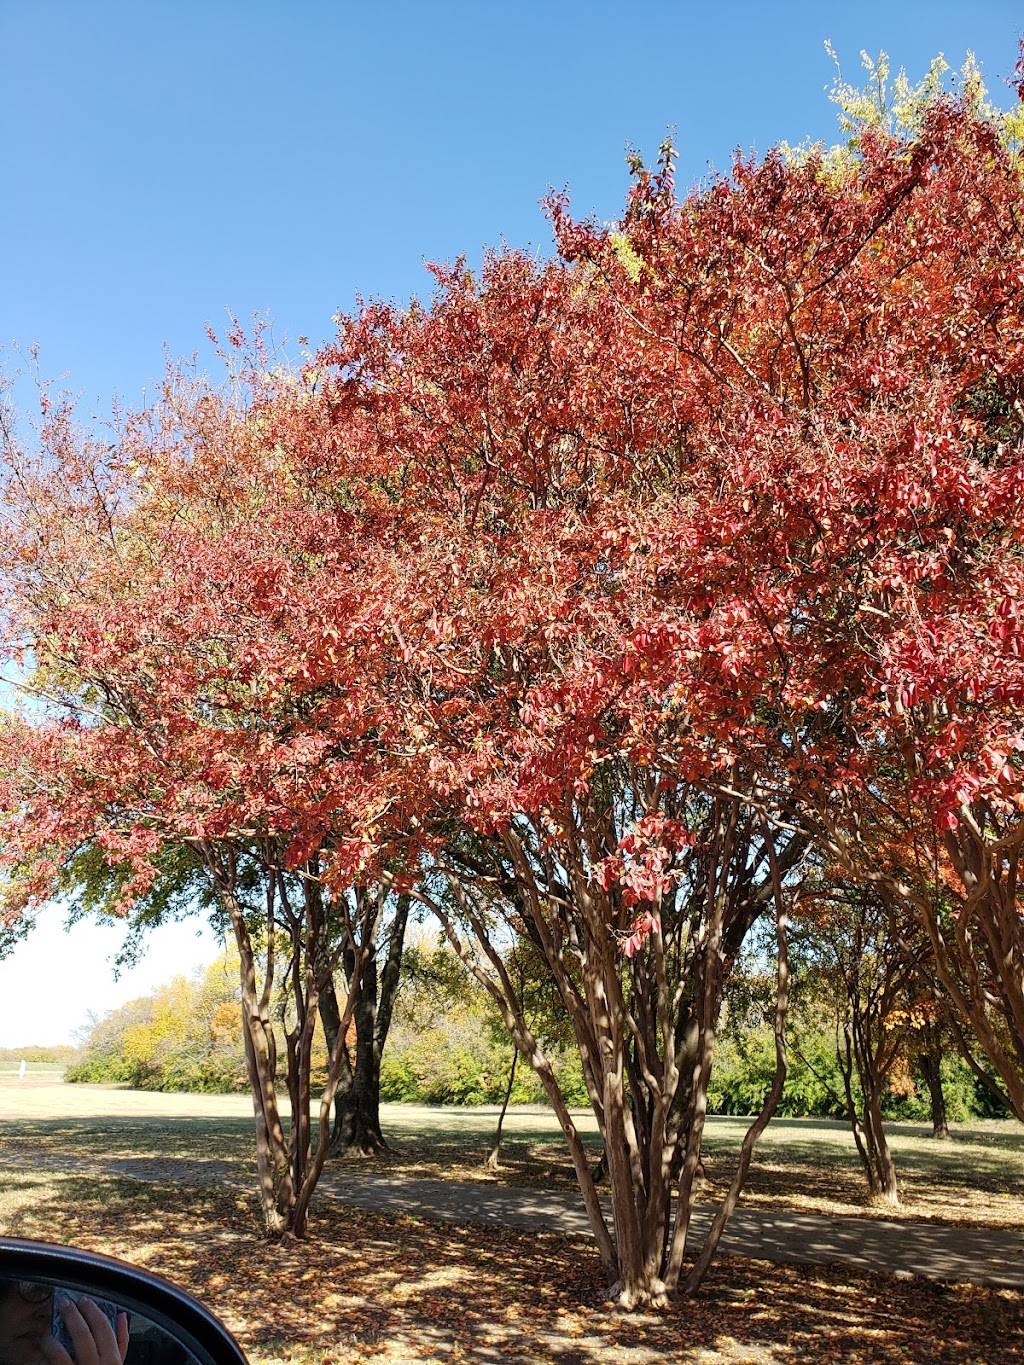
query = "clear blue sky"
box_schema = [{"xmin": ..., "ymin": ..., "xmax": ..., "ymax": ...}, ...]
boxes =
[
  {"xmin": 2, "ymin": 1, "xmax": 1021, "ymax": 422},
  {"xmin": 0, "ymin": 1, "xmax": 1021, "ymax": 1045}
]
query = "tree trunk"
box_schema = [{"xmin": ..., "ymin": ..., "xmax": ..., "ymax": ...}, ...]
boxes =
[
  {"xmin": 862, "ymin": 1092, "xmax": 899, "ymax": 1204},
  {"xmin": 321, "ymin": 893, "xmax": 410, "ymax": 1157},
  {"xmin": 330, "ymin": 946, "xmax": 386, "ymax": 1155},
  {"xmin": 209, "ymin": 854, "xmax": 384, "ymax": 1238},
  {"xmin": 485, "ymin": 1046, "xmax": 518, "ymax": 1170},
  {"xmin": 919, "ymin": 1039, "xmax": 950, "ymax": 1139},
  {"xmin": 682, "ymin": 873, "xmax": 790, "ymax": 1295},
  {"xmin": 220, "ymin": 875, "xmax": 294, "ymax": 1235},
  {"xmin": 414, "ymin": 798, "xmax": 806, "ymax": 1309},
  {"xmin": 840, "ymin": 1026, "xmax": 899, "ymax": 1205},
  {"xmin": 317, "ymin": 975, "xmax": 350, "ymax": 1143}
]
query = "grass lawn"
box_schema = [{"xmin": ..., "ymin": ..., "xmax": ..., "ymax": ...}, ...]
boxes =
[
  {"xmin": 1, "ymin": 1077, "xmax": 1022, "ymax": 1362},
  {"xmin": 0, "ymin": 1062, "xmax": 66, "ymax": 1074},
  {"xmin": 5, "ymin": 1079, "xmax": 1021, "ymax": 1227},
  {"xmin": 351, "ymin": 1103, "xmax": 1024, "ymax": 1230}
]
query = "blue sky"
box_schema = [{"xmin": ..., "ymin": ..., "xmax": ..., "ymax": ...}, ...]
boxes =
[
  {"xmin": 0, "ymin": 1, "xmax": 1021, "ymax": 1045},
  {"xmin": 2, "ymin": 2, "xmax": 1021, "ymax": 423}
]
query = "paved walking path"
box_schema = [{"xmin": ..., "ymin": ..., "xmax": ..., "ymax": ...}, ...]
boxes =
[
  {"xmin": 4, "ymin": 1152, "xmax": 1022, "ymax": 1290},
  {"xmin": 316, "ymin": 1170, "xmax": 1024, "ymax": 1290}
]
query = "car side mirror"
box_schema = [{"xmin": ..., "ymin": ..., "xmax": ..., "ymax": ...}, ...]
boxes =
[{"xmin": 0, "ymin": 1239, "xmax": 247, "ymax": 1365}]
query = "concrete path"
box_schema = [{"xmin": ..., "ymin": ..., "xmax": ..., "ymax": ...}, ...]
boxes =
[
  {"xmin": 4, "ymin": 1152, "xmax": 1022, "ymax": 1290},
  {"xmin": 316, "ymin": 1170, "xmax": 1024, "ymax": 1291}
]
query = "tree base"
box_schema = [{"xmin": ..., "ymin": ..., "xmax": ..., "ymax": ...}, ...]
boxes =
[
  {"xmin": 330, "ymin": 1133, "xmax": 388, "ymax": 1159},
  {"xmin": 607, "ymin": 1278, "xmax": 670, "ymax": 1311},
  {"xmin": 867, "ymin": 1188, "xmax": 900, "ymax": 1208}
]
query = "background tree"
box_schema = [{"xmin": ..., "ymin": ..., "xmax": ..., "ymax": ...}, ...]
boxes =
[
  {"xmin": 318, "ymin": 889, "xmax": 411, "ymax": 1156},
  {"xmin": 66, "ymin": 950, "xmax": 249, "ymax": 1091},
  {"xmin": 380, "ymin": 934, "xmax": 553, "ymax": 1109},
  {"xmin": 794, "ymin": 886, "xmax": 921, "ymax": 1204},
  {"xmin": 905, "ymin": 996, "xmax": 953, "ymax": 1139}
]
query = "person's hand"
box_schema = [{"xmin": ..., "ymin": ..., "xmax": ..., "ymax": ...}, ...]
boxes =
[{"xmin": 40, "ymin": 1295, "xmax": 129, "ymax": 1365}]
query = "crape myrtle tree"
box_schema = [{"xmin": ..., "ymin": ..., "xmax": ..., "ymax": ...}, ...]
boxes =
[
  {"xmin": 0, "ymin": 367, "xmax": 404, "ymax": 1235},
  {"xmin": 292, "ymin": 56, "xmax": 1024, "ymax": 1298},
  {"xmin": 3, "ymin": 46, "xmax": 1024, "ymax": 1305},
  {"xmin": 537, "ymin": 66, "xmax": 1024, "ymax": 1120},
  {"xmin": 412, "ymin": 797, "xmax": 800, "ymax": 1306},
  {"xmin": 766, "ymin": 84, "xmax": 1024, "ymax": 1120},
  {"xmin": 793, "ymin": 884, "xmax": 921, "ymax": 1204},
  {"xmin": 296, "ymin": 220, "xmax": 813, "ymax": 1306}
]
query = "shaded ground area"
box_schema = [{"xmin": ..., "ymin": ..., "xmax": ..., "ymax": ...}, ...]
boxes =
[
  {"xmin": 2, "ymin": 1169, "xmax": 1022, "ymax": 1365},
  {"xmin": 4, "ymin": 1150, "xmax": 1022, "ymax": 1289},
  {"xmin": 2, "ymin": 1081, "xmax": 1023, "ymax": 1361},
  {"xmin": 3, "ymin": 1084, "xmax": 1021, "ymax": 1228},
  {"xmin": 311, "ymin": 1173, "xmax": 1024, "ymax": 1289}
]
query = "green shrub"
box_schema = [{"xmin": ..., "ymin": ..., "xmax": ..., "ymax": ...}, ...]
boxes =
[
  {"xmin": 882, "ymin": 1052, "xmax": 1007, "ymax": 1123},
  {"xmin": 708, "ymin": 1023, "xmax": 847, "ymax": 1118},
  {"xmin": 380, "ymin": 1014, "xmax": 547, "ymax": 1106},
  {"xmin": 64, "ymin": 1055, "xmax": 135, "ymax": 1084}
]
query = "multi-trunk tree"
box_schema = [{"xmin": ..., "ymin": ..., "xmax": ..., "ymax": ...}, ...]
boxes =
[
  {"xmin": 535, "ymin": 81, "xmax": 1024, "ymax": 1123},
  {"xmin": 298, "ymin": 68, "xmax": 1024, "ymax": 1296},
  {"xmin": 318, "ymin": 890, "xmax": 411, "ymax": 1156},
  {"xmin": 795, "ymin": 886, "xmax": 922, "ymax": 1203},
  {"xmin": 0, "ymin": 369, "xmax": 398, "ymax": 1234},
  {"xmin": 409, "ymin": 793, "xmax": 800, "ymax": 1307}
]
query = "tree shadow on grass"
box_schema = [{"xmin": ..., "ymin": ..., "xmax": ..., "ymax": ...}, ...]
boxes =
[
  {"xmin": 700, "ymin": 1126, "xmax": 1024, "ymax": 1225},
  {"xmin": 0, "ymin": 1116, "xmax": 256, "ymax": 1160},
  {"xmin": 5, "ymin": 1112, "xmax": 1020, "ymax": 1234},
  {"xmin": 2, "ymin": 1172, "xmax": 1021, "ymax": 1364}
]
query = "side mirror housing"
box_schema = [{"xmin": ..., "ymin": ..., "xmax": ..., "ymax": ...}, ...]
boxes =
[{"xmin": 0, "ymin": 1239, "xmax": 248, "ymax": 1365}]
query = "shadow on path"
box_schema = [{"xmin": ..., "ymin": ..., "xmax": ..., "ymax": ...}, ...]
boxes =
[
  {"xmin": 3, "ymin": 1150, "xmax": 1021, "ymax": 1289},
  {"xmin": 316, "ymin": 1170, "xmax": 1024, "ymax": 1290}
]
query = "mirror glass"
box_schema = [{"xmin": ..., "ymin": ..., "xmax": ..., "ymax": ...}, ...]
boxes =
[{"xmin": 0, "ymin": 1278, "xmax": 198, "ymax": 1365}]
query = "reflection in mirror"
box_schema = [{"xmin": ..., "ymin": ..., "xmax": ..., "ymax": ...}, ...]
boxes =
[{"xmin": 0, "ymin": 1279, "xmax": 197, "ymax": 1365}]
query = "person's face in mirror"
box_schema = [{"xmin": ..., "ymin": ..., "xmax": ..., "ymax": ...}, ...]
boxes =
[{"xmin": 0, "ymin": 1281, "xmax": 51, "ymax": 1365}]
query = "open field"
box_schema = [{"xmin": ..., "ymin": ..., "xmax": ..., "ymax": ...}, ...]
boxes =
[
  {"xmin": 2, "ymin": 1075, "xmax": 1022, "ymax": 1228},
  {"xmin": 0, "ymin": 1062, "xmax": 66, "ymax": 1074},
  {"xmin": 2, "ymin": 1077, "xmax": 1023, "ymax": 1362}
]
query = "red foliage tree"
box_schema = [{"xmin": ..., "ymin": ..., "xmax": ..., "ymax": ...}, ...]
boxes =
[
  {"xmin": 531, "ymin": 96, "xmax": 1024, "ymax": 1121},
  {"xmin": 0, "ymin": 365, "xmax": 400, "ymax": 1235},
  {"xmin": 297, "ymin": 84, "xmax": 1024, "ymax": 1299}
]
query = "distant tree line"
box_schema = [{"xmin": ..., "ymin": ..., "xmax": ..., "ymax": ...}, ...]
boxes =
[
  {"xmin": 0, "ymin": 1045, "xmax": 78, "ymax": 1067},
  {"xmin": 65, "ymin": 954, "xmax": 251, "ymax": 1092},
  {"xmin": 66, "ymin": 940, "xmax": 1002, "ymax": 1126}
]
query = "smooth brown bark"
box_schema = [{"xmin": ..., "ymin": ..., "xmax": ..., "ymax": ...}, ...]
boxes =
[
  {"xmin": 486, "ymin": 1046, "xmax": 518, "ymax": 1170},
  {"xmin": 410, "ymin": 791, "xmax": 807, "ymax": 1308},
  {"xmin": 206, "ymin": 844, "xmax": 382, "ymax": 1237},
  {"xmin": 683, "ymin": 835, "xmax": 790, "ymax": 1295}
]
